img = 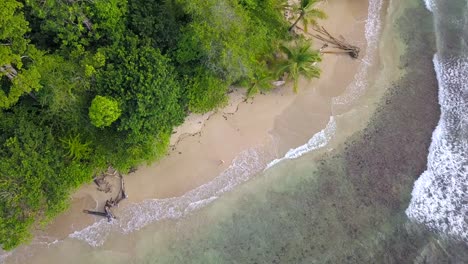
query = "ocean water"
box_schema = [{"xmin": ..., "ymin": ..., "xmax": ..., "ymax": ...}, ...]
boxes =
[
  {"xmin": 127, "ymin": 0, "xmax": 468, "ymax": 262},
  {"xmin": 54, "ymin": 0, "xmax": 386, "ymax": 250},
  {"xmin": 4, "ymin": 0, "xmax": 468, "ymax": 263},
  {"xmin": 406, "ymin": 0, "xmax": 468, "ymax": 244}
]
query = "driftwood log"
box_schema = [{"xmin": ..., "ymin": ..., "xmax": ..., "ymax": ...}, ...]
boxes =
[
  {"xmin": 84, "ymin": 170, "xmax": 128, "ymax": 222},
  {"xmin": 311, "ymin": 26, "xmax": 360, "ymax": 58},
  {"xmin": 295, "ymin": 25, "xmax": 360, "ymax": 59}
]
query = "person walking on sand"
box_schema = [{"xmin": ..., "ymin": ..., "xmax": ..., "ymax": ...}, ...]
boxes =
[{"xmin": 219, "ymin": 159, "xmax": 225, "ymax": 166}]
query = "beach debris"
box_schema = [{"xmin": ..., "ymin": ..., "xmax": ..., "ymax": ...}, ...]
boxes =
[
  {"xmin": 84, "ymin": 170, "xmax": 128, "ymax": 222},
  {"xmin": 93, "ymin": 166, "xmax": 122, "ymax": 193},
  {"xmin": 294, "ymin": 25, "xmax": 360, "ymax": 59},
  {"xmin": 310, "ymin": 26, "xmax": 360, "ymax": 58},
  {"xmin": 93, "ymin": 177, "xmax": 112, "ymax": 193},
  {"xmin": 272, "ymin": 80, "xmax": 286, "ymax": 87}
]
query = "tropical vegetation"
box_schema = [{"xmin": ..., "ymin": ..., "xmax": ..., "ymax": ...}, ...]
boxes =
[
  {"xmin": 277, "ymin": 41, "xmax": 322, "ymax": 93},
  {"xmin": 0, "ymin": 0, "xmax": 325, "ymax": 250},
  {"xmin": 288, "ymin": 0, "xmax": 328, "ymax": 32}
]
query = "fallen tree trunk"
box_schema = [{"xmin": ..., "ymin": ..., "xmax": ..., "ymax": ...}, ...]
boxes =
[
  {"xmin": 113, "ymin": 174, "xmax": 127, "ymax": 205},
  {"xmin": 84, "ymin": 171, "xmax": 127, "ymax": 221},
  {"xmin": 83, "ymin": 210, "xmax": 107, "ymax": 218},
  {"xmin": 104, "ymin": 204, "xmax": 116, "ymax": 222},
  {"xmin": 295, "ymin": 25, "xmax": 360, "ymax": 59},
  {"xmin": 311, "ymin": 26, "xmax": 360, "ymax": 58}
]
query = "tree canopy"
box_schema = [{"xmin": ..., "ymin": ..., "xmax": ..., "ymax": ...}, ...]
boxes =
[
  {"xmin": 89, "ymin": 96, "xmax": 122, "ymax": 128},
  {"xmin": 276, "ymin": 41, "xmax": 322, "ymax": 93},
  {"xmin": 0, "ymin": 0, "xmax": 324, "ymax": 250}
]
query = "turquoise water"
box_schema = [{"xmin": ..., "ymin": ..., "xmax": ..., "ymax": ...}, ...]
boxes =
[
  {"xmin": 108, "ymin": 0, "xmax": 468, "ymax": 262},
  {"xmin": 129, "ymin": 0, "xmax": 468, "ymax": 262},
  {"xmin": 4, "ymin": 0, "xmax": 468, "ymax": 263}
]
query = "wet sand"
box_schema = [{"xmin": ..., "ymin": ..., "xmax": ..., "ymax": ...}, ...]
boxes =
[{"xmin": 3, "ymin": 0, "xmax": 372, "ymax": 261}]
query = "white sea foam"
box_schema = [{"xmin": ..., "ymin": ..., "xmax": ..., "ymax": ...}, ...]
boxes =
[
  {"xmin": 59, "ymin": 0, "xmax": 383, "ymax": 250},
  {"xmin": 406, "ymin": 55, "xmax": 468, "ymax": 242},
  {"xmin": 70, "ymin": 118, "xmax": 338, "ymax": 247},
  {"xmin": 424, "ymin": 0, "xmax": 435, "ymax": 12},
  {"xmin": 332, "ymin": 0, "xmax": 383, "ymax": 107},
  {"xmin": 70, "ymin": 148, "xmax": 268, "ymax": 247},
  {"xmin": 265, "ymin": 116, "xmax": 336, "ymax": 170}
]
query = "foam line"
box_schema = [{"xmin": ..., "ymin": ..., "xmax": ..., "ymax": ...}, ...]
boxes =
[
  {"xmin": 406, "ymin": 54, "xmax": 468, "ymax": 242},
  {"xmin": 265, "ymin": 116, "xmax": 336, "ymax": 170},
  {"xmin": 332, "ymin": 0, "xmax": 384, "ymax": 106},
  {"xmin": 69, "ymin": 148, "xmax": 268, "ymax": 247}
]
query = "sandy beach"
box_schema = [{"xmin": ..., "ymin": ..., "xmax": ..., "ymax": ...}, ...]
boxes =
[
  {"xmin": 39, "ymin": 0, "xmax": 368, "ymax": 238},
  {"xmin": 4, "ymin": 0, "xmax": 372, "ymax": 259},
  {"xmin": 7, "ymin": 0, "xmax": 467, "ymax": 262}
]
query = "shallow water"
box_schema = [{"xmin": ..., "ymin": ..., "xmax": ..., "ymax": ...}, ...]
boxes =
[
  {"xmin": 5, "ymin": 0, "xmax": 468, "ymax": 263},
  {"xmin": 406, "ymin": 0, "xmax": 468, "ymax": 245}
]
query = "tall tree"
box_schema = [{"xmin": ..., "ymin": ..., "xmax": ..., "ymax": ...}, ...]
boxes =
[
  {"xmin": 95, "ymin": 37, "xmax": 184, "ymax": 147},
  {"xmin": 0, "ymin": 0, "xmax": 42, "ymax": 109},
  {"xmin": 88, "ymin": 95, "xmax": 122, "ymax": 128},
  {"xmin": 276, "ymin": 41, "xmax": 321, "ymax": 93},
  {"xmin": 289, "ymin": 0, "xmax": 327, "ymax": 32}
]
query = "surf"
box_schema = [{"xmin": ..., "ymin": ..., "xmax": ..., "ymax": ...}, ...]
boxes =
[{"xmin": 406, "ymin": 0, "xmax": 468, "ymax": 243}]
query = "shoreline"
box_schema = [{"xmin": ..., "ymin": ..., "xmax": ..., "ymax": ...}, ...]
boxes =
[
  {"xmin": 39, "ymin": 0, "xmax": 370, "ymax": 241},
  {"xmin": 3, "ymin": 0, "xmax": 373, "ymax": 261}
]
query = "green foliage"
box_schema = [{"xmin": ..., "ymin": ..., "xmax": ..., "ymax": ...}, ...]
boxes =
[
  {"xmin": 88, "ymin": 95, "xmax": 122, "ymax": 128},
  {"xmin": 0, "ymin": 0, "xmax": 42, "ymax": 109},
  {"xmin": 60, "ymin": 134, "xmax": 92, "ymax": 161},
  {"xmin": 187, "ymin": 70, "xmax": 229, "ymax": 113},
  {"xmin": 96, "ymin": 38, "xmax": 184, "ymax": 141},
  {"xmin": 0, "ymin": 107, "xmax": 92, "ymax": 250},
  {"xmin": 276, "ymin": 40, "xmax": 322, "ymax": 93},
  {"xmin": 24, "ymin": 0, "xmax": 127, "ymax": 51},
  {"xmin": 175, "ymin": 0, "xmax": 289, "ymax": 82},
  {"xmin": 246, "ymin": 64, "xmax": 275, "ymax": 97},
  {"xmin": 128, "ymin": 0, "xmax": 186, "ymax": 51},
  {"xmin": 289, "ymin": 0, "xmax": 327, "ymax": 32},
  {"xmin": 35, "ymin": 54, "xmax": 89, "ymax": 116},
  {"xmin": 0, "ymin": 0, "xmax": 319, "ymax": 250}
]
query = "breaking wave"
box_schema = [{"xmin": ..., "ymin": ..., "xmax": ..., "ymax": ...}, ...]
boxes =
[
  {"xmin": 70, "ymin": 115, "xmax": 338, "ymax": 247},
  {"xmin": 331, "ymin": 0, "xmax": 384, "ymax": 107},
  {"xmin": 51, "ymin": 0, "xmax": 385, "ymax": 250},
  {"xmin": 406, "ymin": 0, "xmax": 468, "ymax": 243},
  {"xmin": 406, "ymin": 55, "xmax": 468, "ymax": 242},
  {"xmin": 70, "ymin": 148, "xmax": 269, "ymax": 247},
  {"xmin": 265, "ymin": 116, "xmax": 336, "ymax": 170},
  {"xmin": 424, "ymin": 0, "xmax": 435, "ymax": 12}
]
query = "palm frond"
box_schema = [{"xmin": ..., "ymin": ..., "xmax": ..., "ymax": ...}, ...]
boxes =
[{"xmin": 275, "ymin": 40, "xmax": 322, "ymax": 93}]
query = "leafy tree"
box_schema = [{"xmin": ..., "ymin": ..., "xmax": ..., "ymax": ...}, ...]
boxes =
[
  {"xmin": 0, "ymin": 0, "xmax": 306, "ymax": 251},
  {"xmin": 127, "ymin": 0, "xmax": 186, "ymax": 52},
  {"xmin": 88, "ymin": 95, "xmax": 122, "ymax": 128},
  {"xmin": 0, "ymin": 0, "xmax": 42, "ymax": 109},
  {"xmin": 289, "ymin": 0, "xmax": 327, "ymax": 32},
  {"xmin": 246, "ymin": 65, "xmax": 275, "ymax": 97},
  {"xmin": 187, "ymin": 69, "xmax": 229, "ymax": 113},
  {"xmin": 175, "ymin": 0, "xmax": 249, "ymax": 82},
  {"xmin": 35, "ymin": 54, "xmax": 89, "ymax": 115},
  {"xmin": 95, "ymin": 37, "xmax": 184, "ymax": 159},
  {"xmin": 24, "ymin": 0, "xmax": 127, "ymax": 52},
  {"xmin": 276, "ymin": 41, "xmax": 321, "ymax": 93},
  {"xmin": 0, "ymin": 107, "xmax": 85, "ymax": 250}
]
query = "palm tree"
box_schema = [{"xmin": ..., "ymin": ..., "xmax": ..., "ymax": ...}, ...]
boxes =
[
  {"xmin": 247, "ymin": 69, "xmax": 275, "ymax": 97},
  {"xmin": 276, "ymin": 41, "xmax": 321, "ymax": 93},
  {"xmin": 289, "ymin": 0, "xmax": 327, "ymax": 32}
]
